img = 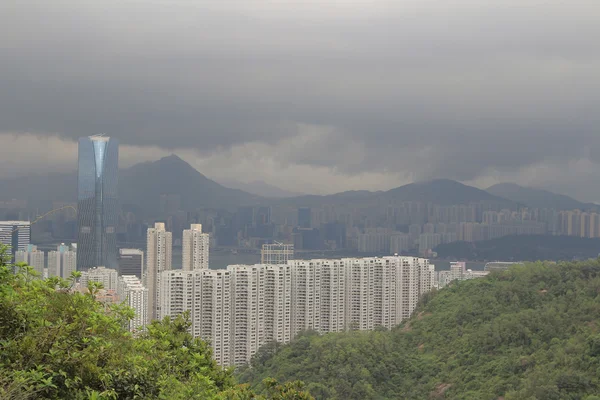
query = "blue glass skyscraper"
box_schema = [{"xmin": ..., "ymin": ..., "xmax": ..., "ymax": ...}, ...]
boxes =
[{"xmin": 77, "ymin": 135, "xmax": 119, "ymax": 271}]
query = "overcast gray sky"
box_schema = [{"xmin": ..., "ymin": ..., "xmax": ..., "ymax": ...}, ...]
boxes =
[{"xmin": 1, "ymin": 0, "xmax": 599, "ymax": 200}]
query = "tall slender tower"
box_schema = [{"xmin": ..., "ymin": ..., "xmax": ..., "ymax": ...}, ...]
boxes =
[
  {"xmin": 76, "ymin": 135, "xmax": 119, "ymax": 271},
  {"xmin": 182, "ymin": 224, "xmax": 209, "ymax": 270},
  {"xmin": 146, "ymin": 223, "xmax": 172, "ymax": 321}
]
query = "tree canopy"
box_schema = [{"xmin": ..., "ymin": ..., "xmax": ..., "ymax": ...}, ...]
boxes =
[
  {"xmin": 0, "ymin": 245, "xmax": 312, "ymax": 400},
  {"xmin": 239, "ymin": 259, "xmax": 600, "ymax": 399}
]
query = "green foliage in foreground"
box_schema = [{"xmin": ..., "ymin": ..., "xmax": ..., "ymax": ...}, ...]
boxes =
[
  {"xmin": 239, "ymin": 260, "xmax": 600, "ymax": 399},
  {"xmin": 0, "ymin": 245, "xmax": 312, "ymax": 400}
]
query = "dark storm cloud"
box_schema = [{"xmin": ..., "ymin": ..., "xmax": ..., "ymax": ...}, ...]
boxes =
[{"xmin": 1, "ymin": 0, "xmax": 600, "ymax": 195}]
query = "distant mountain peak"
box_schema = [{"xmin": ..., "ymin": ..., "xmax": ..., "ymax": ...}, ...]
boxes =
[
  {"xmin": 385, "ymin": 179, "xmax": 514, "ymax": 206},
  {"xmin": 155, "ymin": 154, "xmax": 190, "ymax": 166},
  {"xmin": 118, "ymin": 155, "xmax": 260, "ymax": 211},
  {"xmin": 415, "ymin": 178, "xmax": 469, "ymax": 187}
]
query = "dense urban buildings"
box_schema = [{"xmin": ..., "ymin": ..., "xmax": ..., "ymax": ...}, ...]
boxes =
[
  {"xmin": 159, "ymin": 255, "xmax": 434, "ymax": 366},
  {"xmin": 145, "ymin": 222, "xmax": 172, "ymax": 320},
  {"xmin": 0, "ymin": 221, "xmax": 30, "ymax": 261},
  {"xmin": 76, "ymin": 135, "xmax": 119, "ymax": 271},
  {"xmin": 182, "ymin": 224, "xmax": 209, "ymax": 270}
]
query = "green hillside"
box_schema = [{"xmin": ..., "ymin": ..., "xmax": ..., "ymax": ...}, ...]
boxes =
[
  {"xmin": 0, "ymin": 245, "xmax": 310, "ymax": 400},
  {"xmin": 238, "ymin": 261, "xmax": 600, "ymax": 399}
]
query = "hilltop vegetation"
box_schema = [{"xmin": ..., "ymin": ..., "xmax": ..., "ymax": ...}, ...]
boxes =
[
  {"xmin": 0, "ymin": 246, "xmax": 311, "ymax": 400},
  {"xmin": 239, "ymin": 260, "xmax": 600, "ymax": 399}
]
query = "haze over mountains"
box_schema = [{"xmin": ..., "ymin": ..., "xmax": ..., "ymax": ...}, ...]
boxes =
[
  {"xmin": 486, "ymin": 183, "xmax": 598, "ymax": 211},
  {"xmin": 0, "ymin": 155, "xmax": 595, "ymax": 214},
  {"xmin": 278, "ymin": 179, "xmax": 517, "ymax": 208},
  {"xmin": 218, "ymin": 180, "xmax": 304, "ymax": 198}
]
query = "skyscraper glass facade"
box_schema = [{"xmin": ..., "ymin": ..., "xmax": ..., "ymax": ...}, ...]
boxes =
[{"xmin": 77, "ymin": 136, "xmax": 119, "ymax": 270}]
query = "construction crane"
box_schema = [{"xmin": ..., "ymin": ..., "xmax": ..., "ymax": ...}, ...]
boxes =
[{"xmin": 11, "ymin": 205, "xmax": 77, "ymax": 233}]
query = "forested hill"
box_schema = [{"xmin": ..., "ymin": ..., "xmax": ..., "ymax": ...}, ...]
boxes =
[{"xmin": 238, "ymin": 261, "xmax": 600, "ymax": 400}]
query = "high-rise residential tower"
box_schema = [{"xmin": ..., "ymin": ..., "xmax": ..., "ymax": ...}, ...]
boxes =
[
  {"xmin": 15, "ymin": 244, "xmax": 44, "ymax": 276},
  {"xmin": 182, "ymin": 224, "xmax": 209, "ymax": 270},
  {"xmin": 118, "ymin": 275, "xmax": 149, "ymax": 332},
  {"xmin": 76, "ymin": 135, "xmax": 119, "ymax": 271},
  {"xmin": 48, "ymin": 243, "xmax": 77, "ymax": 279},
  {"xmin": 146, "ymin": 223, "xmax": 172, "ymax": 321}
]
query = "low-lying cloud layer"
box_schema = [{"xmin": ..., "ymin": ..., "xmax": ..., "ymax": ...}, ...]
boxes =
[{"xmin": 1, "ymin": 1, "xmax": 599, "ymax": 200}]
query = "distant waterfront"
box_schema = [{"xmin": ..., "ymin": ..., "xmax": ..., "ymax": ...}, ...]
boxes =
[{"xmin": 39, "ymin": 243, "xmax": 485, "ymax": 271}]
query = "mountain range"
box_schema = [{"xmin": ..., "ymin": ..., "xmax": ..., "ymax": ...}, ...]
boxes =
[
  {"xmin": 0, "ymin": 155, "xmax": 595, "ymax": 214},
  {"xmin": 279, "ymin": 179, "xmax": 516, "ymax": 208},
  {"xmin": 486, "ymin": 182, "xmax": 598, "ymax": 211},
  {"xmin": 217, "ymin": 180, "xmax": 303, "ymax": 198}
]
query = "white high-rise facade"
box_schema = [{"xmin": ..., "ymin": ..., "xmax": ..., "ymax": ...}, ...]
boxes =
[
  {"xmin": 182, "ymin": 224, "xmax": 209, "ymax": 271},
  {"xmin": 118, "ymin": 275, "xmax": 149, "ymax": 332},
  {"xmin": 146, "ymin": 223, "xmax": 172, "ymax": 321},
  {"xmin": 199, "ymin": 270, "xmax": 232, "ymax": 366},
  {"xmin": 160, "ymin": 269, "xmax": 233, "ymax": 366},
  {"xmin": 48, "ymin": 243, "xmax": 77, "ymax": 279},
  {"xmin": 15, "ymin": 244, "xmax": 45, "ymax": 276},
  {"xmin": 158, "ymin": 255, "xmax": 435, "ymax": 367},
  {"xmin": 229, "ymin": 264, "xmax": 292, "ymax": 366},
  {"xmin": 80, "ymin": 266, "xmax": 118, "ymax": 290},
  {"xmin": 228, "ymin": 265, "xmax": 264, "ymax": 366}
]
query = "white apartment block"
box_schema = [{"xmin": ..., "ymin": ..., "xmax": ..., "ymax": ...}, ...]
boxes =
[
  {"xmin": 48, "ymin": 243, "xmax": 77, "ymax": 279},
  {"xmin": 146, "ymin": 222, "xmax": 172, "ymax": 321},
  {"xmin": 118, "ymin": 275, "xmax": 149, "ymax": 332},
  {"xmin": 158, "ymin": 255, "xmax": 434, "ymax": 367},
  {"xmin": 263, "ymin": 265, "xmax": 292, "ymax": 345},
  {"xmin": 228, "ymin": 265, "xmax": 263, "ymax": 366},
  {"xmin": 182, "ymin": 224, "xmax": 209, "ymax": 271},
  {"xmin": 160, "ymin": 269, "xmax": 233, "ymax": 366},
  {"xmin": 200, "ymin": 270, "xmax": 233, "ymax": 366},
  {"xmin": 80, "ymin": 266, "xmax": 119, "ymax": 290},
  {"xmin": 15, "ymin": 244, "xmax": 45, "ymax": 276},
  {"xmin": 290, "ymin": 259, "xmax": 346, "ymax": 335}
]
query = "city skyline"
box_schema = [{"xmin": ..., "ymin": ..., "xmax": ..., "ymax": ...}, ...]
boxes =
[{"xmin": 1, "ymin": 1, "xmax": 600, "ymax": 199}]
